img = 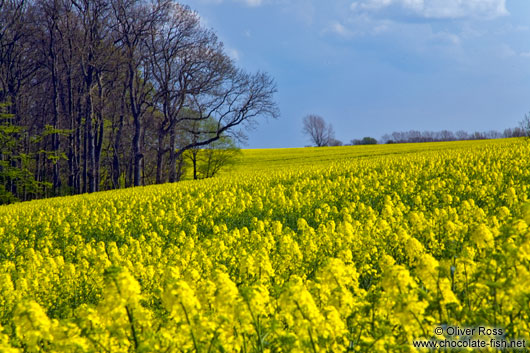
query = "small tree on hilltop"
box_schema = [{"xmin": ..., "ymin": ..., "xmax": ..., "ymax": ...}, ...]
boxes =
[
  {"xmin": 361, "ymin": 137, "xmax": 377, "ymax": 145},
  {"xmin": 351, "ymin": 137, "xmax": 377, "ymax": 145},
  {"xmin": 328, "ymin": 138, "xmax": 343, "ymax": 146},
  {"xmin": 302, "ymin": 114, "xmax": 335, "ymax": 147},
  {"xmin": 521, "ymin": 113, "xmax": 530, "ymax": 138}
]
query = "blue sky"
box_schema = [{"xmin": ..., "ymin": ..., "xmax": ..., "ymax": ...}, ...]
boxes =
[{"xmin": 185, "ymin": 0, "xmax": 530, "ymax": 148}]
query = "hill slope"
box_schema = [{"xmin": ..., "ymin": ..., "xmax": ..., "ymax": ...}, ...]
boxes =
[{"xmin": 1, "ymin": 138, "xmax": 529, "ymax": 352}]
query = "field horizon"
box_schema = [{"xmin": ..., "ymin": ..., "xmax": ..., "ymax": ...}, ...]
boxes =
[{"xmin": 1, "ymin": 138, "xmax": 518, "ymax": 208}]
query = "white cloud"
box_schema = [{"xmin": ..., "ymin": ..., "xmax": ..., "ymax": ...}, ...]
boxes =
[
  {"xmin": 196, "ymin": 0, "xmax": 264, "ymax": 6},
  {"xmin": 350, "ymin": 0, "xmax": 508, "ymax": 19},
  {"xmin": 323, "ymin": 15, "xmax": 395, "ymax": 38},
  {"xmin": 351, "ymin": 0, "xmax": 394, "ymax": 11},
  {"xmin": 236, "ymin": 0, "xmax": 264, "ymax": 6},
  {"xmin": 329, "ymin": 21, "xmax": 355, "ymax": 38}
]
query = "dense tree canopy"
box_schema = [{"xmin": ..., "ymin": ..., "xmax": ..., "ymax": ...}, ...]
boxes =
[{"xmin": 0, "ymin": 0, "xmax": 278, "ymax": 203}]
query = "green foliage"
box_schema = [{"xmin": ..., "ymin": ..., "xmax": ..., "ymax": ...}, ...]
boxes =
[
  {"xmin": 0, "ymin": 184, "xmax": 18, "ymax": 204},
  {"xmin": 194, "ymin": 137, "xmax": 241, "ymax": 179},
  {"xmin": 361, "ymin": 136, "xmax": 377, "ymax": 145},
  {"xmin": 183, "ymin": 118, "xmax": 242, "ymax": 179},
  {"xmin": 30, "ymin": 125, "xmax": 72, "ymax": 144},
  {"xmin": 37, "ymin": 150, "xmax": 68, "ymax": 164},
  {"xmin": 0, "ymin": 101, "xmax": 50, "ymax": 204},
  {"xmin": 0, "ymin": 102, "xmax": 20, "ymax": 204},
  {"xmin": 352, "ymin": 137, "xmax": 378, "ymax": 145}
]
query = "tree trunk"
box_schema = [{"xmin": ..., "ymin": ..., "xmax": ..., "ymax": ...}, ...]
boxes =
[
  {"xmin": 168, "ymin": 125, "xmax": 177, "ymax": 182},
  {"xmin": 132, "ymin": 116, "xmax": 142, "ymax": 186},
  {"xmin": 94, "ymin": 73, "xmax": 105, "ymax": 192},
  {"xmin": 112, "ymin": 113, "xmax": 124, "ymax": 189},
  {"xmin": 192, "ymin": 149, "xmax": 198, "ymax": 180},
  {"xmin": 86, "ymin": 89, "xmax": 95, "ymax": 193},
  {"xmin": 156, "ymin": 138, "xmax": 165, "ymax": 184},
  {"xmin": 75, "ymin": 92, "xmax": 83, "ymax": 194},
  {"xmin": 94, "ymin": 116, "xmax": 104, "ymax": 191},
  {"xmin": 51, "ymin": 53, "xmax": 61, "ymax": 194},
  {"xmin": 127, "ymin": 66, "xmax": 143, "ymax": 187},
  {"xmin": 82, "ymin": 116, "xmax": 87, "ymax": 193},
  {"xmin": 156, "ymin": 125, "xmax": 169, "ymax": 184}
]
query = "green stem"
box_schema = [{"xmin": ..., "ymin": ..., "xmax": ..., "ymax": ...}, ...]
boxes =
[
  {"xmin": 243, "ymin": 295, "xmax": 265, "ymax": 353},
  {"xmin": 180, "ymin": 301, "xmax": 200, "ymax": 353},
  {"xmin": 308, "ymin": 328, "xmax": 318, "ymax": 353},
  {"xmin": 125, "ymin": 305, "xmax": 139, "ymax": 350}
]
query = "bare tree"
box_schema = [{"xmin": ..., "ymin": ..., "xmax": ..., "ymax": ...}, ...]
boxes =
[
  {"xmin": 111, "ymin": 0, "xmax": 169, "ymax": 187},
  {"xmin": 521, "ymin": 113, "xmax": 530, "ymax": 138},
  {"xmin": 145, "ymin": 3, "xmax": 233, "ymax": 183},
  {"xmin": 484, "ymin": 130, "xmax": 502, "ymax": 139},
  {"xmin": 302, "ymin": 114, "xmax": 334, "ymax": 147},
  {"xmin": 455, "ymin": 130, "xmax": 468, "ymax": 140},
  {"xmin": 171, "ymin": 69, "xmax": 278, "ymax": 181},
  {"xmin": 440, "ymin": 130, "xmax": 455, "ymax": 141},
  {"xmin": 381, "ymin": 129, "xmax": 511, "ymax": 144},
  {"xmin": 68, "ymin": 0, "xmax": 117, "ymax": 193},
  {"xmin": 328, "ymin": 138, "xmax": 343, "ymax": 146}
]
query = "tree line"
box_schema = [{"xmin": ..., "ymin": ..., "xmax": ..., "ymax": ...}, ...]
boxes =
[
  {"xmin": 0, "ymin": 0, "xmax": 278, "ymax": 204},
  {"xmin": 380, "ymin": 127, "xmax": 527, "ymax": 144},
  {"xmin": 302, "ymin": 114, "xmax": 530, "ymax": 147}
]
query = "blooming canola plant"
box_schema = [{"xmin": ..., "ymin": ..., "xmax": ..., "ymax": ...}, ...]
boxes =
[{"xmin": 0, "ymin": 139, "xmax": 529, "ymax": 352}]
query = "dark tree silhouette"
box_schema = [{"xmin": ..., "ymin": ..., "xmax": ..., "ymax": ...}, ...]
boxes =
[{"xmin": 302, "ymin": 114, "xmax": 334, "ymax": 147}]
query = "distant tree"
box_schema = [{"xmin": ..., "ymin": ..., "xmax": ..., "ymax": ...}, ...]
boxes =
[
  {"xmin": 470, "ymin": 131, "xmax": 485, "ymax": 140},
  {"xmin": 381, "ymin": 128, "xmax": 511, "ymax": 144},
  {"xmin": 440, "ymin": 130, "xmax": 455, "ymax": 141},
  {"xmin": 380, "ymin": 134, "xmax": 391, "ymax": 144},
  {"xmin": 455, "ymin": 130, "xmax": 469, "ymax": 140},
  {"xmin": 511, "ymin": 127, "xmax": 526, "ymax": 137},
  {"xmin": 484, "ymin": 130, "xmax": 502, "ymax": 139},
  {"xmin": 361, "ymin": 137, "xmax": 377, "ymax": 145},
  {"xmin": 328, "ymin": 138, "xmax": 343, "ymax": 146},
  {"xmin": 391, "ymin": 131, "xmax": 404, "ymax": 143},
  {"xmin": 520, "ymin": 113, "xmax": 530, "ymax": 138},
  {"xmin": 302, "ymin": 114, "xmax": 334, "ymax": 147},
  {"xmin": 422, "ymin": 131, "xmax": 434, "ymax": 142},
  {"xmin": 408, "ymin": 130, "xmax": 422, "ymax": 143},
  {"xmin": 352, "ymin": 137, "xmax": 377, "ymax": 145}
]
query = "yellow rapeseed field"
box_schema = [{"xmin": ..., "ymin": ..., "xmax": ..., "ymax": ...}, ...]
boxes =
[{"xmin": 0, "ymin": 138, "xmax": 529, "ymax": 352}]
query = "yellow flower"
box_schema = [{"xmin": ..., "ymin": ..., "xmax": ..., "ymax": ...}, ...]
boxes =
[{"xmin": 471, "ymin": 224, "xmax": 494, "ymax": 249}]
